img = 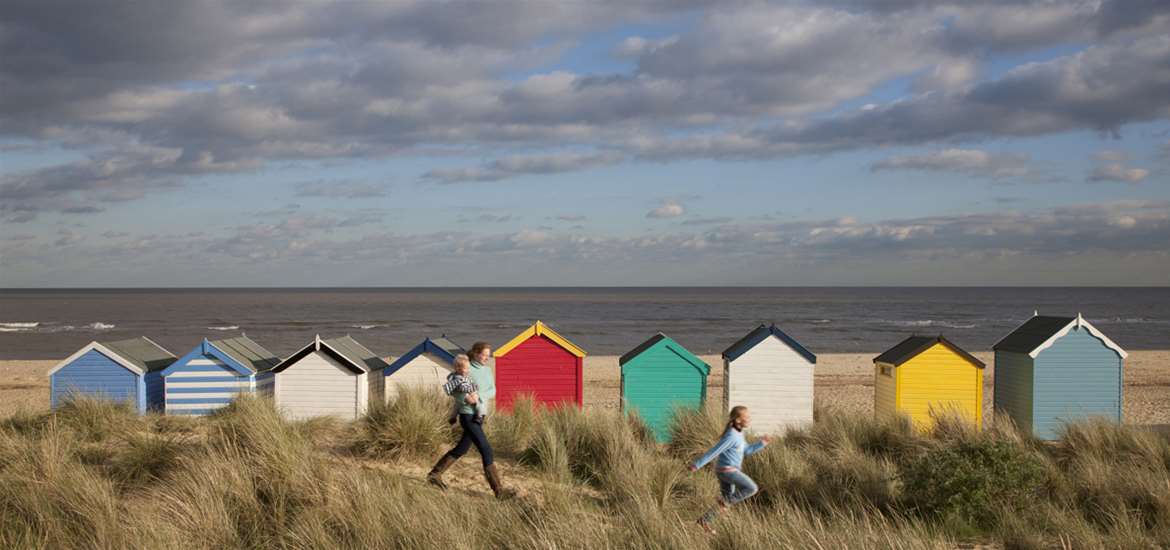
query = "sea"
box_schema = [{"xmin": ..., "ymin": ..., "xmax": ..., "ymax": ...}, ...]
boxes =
[{"xmin": 1, "ymin": 287, "xmax": 1168, "ymax": 360}]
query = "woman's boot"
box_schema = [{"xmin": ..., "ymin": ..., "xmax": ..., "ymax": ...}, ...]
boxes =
[
  {"xmin": 483, "ymin": 464, "xmax": 516, "ymax": 499},
  {"xmin": 427, "ymin": 454, "xmax": 457, "ymax": 489}
]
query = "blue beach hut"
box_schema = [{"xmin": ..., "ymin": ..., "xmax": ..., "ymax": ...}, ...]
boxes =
[
  {"xmin": 993, "ymin": 313, "xmax": 1127, "ymax": 439},
  {"xmin": 161, "ymin": 336, "xmax": 281, "ymax": 415},
  {"xmin": 48, "ymin": 337, "xmax": 177, "ymax": 414}
]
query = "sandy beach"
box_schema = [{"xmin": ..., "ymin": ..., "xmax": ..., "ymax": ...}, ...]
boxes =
[{"xmin": 7, "ymin": 351, "xmax": 1169, "ymax": 427}]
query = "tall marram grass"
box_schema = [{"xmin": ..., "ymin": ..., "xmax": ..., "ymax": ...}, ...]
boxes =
[{"xmin": 1, "ymin": 388, "xmax": 1168, "ymax": 549}]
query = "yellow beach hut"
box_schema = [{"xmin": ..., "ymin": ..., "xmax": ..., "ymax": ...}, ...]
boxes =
[{"xmin": 873, "ymin": 335, "xmax": 985, "ymax": 428}]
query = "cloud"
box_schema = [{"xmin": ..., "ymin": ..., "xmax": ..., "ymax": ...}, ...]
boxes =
[
  {"xmin": 1090, "ymin": 163, "xmax": 1149, "ymax": 183},
  {"xmin": 551, "ymin": 214, "xmax": 587, "ymax": 222},
  {"xmin": 647, "ymin": 200, "xmax": 685, "ymax": 219},
  {"xmin": 681, "ymin": 217, "xmax": 734, "ymax": 226},
  {"xmin": 872, "ymin": 148, "xmax": 1033, "ymax": 179},
  {"xmin": 423, "ymin": 151, "xmax": 623, "ymax": 184},
  {"xmin": 5, "ymin": 201, "xmax": 1168, "ymax": 285},
  {"xmin": 295, "ymin": 180, "xmax": 390, "ymax": 199}
]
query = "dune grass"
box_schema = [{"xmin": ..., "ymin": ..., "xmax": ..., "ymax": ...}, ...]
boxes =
[{"xmin": 1, "ymin": 392, "xmax": 1168, "ymax": 549}]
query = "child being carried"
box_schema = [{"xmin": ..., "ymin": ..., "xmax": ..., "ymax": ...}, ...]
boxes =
[{"xmin": 443, "ymin": 355, "xmax": 488, "ymax": 424}]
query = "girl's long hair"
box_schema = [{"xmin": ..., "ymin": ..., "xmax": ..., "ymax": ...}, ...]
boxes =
[
  {"xmin": 467, "ymin": 341, "xmax": 491, "ymax": 362},
  {"xmin": 727, "ymin": 405, "xmax": 748, "ymax": 432}
]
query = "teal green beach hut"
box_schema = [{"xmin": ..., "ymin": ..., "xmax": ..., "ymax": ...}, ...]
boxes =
[
  {"xmin": 993, "ymin": 313, "xmax": 1127, "ymax": 440},
  {"xmin": 620, "ymin": 333, "xmax": 710, "ymax": 442}
]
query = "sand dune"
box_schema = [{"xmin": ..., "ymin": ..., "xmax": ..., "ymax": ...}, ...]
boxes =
[{"xmin": 7, "ymin": 351, "xmax": 1168, "ymax": 426}]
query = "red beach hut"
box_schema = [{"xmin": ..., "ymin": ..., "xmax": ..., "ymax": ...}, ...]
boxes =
[{"xmin": 493, "ymin": 320, "xmax": 586, "ymax": 410}]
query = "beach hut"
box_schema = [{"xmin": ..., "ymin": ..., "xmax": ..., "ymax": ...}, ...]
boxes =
[
  {"xmin": 384, "ymin": 336, "xmax": 465, "ymax": 402},
  {"xmin": 48, "ymin": 337, "xmax": 176, "ymax": 414},
  {"xmin": 620, "ymin": 333, "xmax": 711, "ymax": 442},
  {"xmin": 161, "ymin": 336, "xmax": 280, "ymax": 416},
  {"xmin": 873, "ymin": 335, "xmax": 985, "ymax": 429},
  {"xmin": 493, "ymin": 320, "xmax": 586, "ymax": 410},
  {"xmin": 721, "ymin": 324, "xmax": 818, "ymax": 434},
  {"xmin": 992, "ymin": 313, "xmax": 1126, "ymax": 440},
  {"xmin": 270, "ymin": 335, "xmax": 388, "ymax": 420}
]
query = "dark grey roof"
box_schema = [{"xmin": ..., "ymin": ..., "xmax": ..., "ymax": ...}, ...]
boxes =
[
  {"xmin": 431, "ymin": 337, "xmax": 466, "ymax": 358},
  {"xmin": 324, "ymin": 335, "xmax": 389, "ymax": 373},
  {"xmin": 993, "ymin": 316, "xmax": 1075, "ymax": 354},
  {"xmin": 211, "ymin": 336, "xmax": 281, "ymax": 373},
  {"xmin": 620, "ymin": 333, "xmax": 667, "ymax": 366},
  {"xmin": 101, "ymin": 337, "xmax": 176, "ymax": 372},
  {"xmin": 873, "ymin": 335, "xmax": 985, "ymax": 368}
]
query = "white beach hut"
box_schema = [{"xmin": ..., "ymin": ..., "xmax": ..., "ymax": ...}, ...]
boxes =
[
  {"xmin": 720, "ymin": 324, "xmax": 818, "ymax": 434},
  {"xmin": 270, "ymin": 335, "xmax": 387, "ymax": 420},
  {"xmin": 383, "ymin": 336, "xmax": 465, "ymax": 402}
]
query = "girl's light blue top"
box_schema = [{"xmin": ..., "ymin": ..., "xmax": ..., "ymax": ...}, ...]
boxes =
[
  {"xmin": 691, "ymin": 427, "xmax": 766, "ymax": 471},
  {"xmin": 455, "ymin": 360, "xmax": 496, "ymax": 415}
]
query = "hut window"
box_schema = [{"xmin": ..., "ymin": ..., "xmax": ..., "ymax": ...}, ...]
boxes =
[{"xmin": 879, "ymin": 365, "xmax": 893, "ymax": 377}]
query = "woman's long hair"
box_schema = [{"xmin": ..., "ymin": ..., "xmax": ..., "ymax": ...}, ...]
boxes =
[{"xmin": 467, "ymin": 341, "xmax": 491, "ymax": 362}]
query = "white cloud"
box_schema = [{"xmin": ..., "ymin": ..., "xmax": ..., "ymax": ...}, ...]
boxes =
[
  {"xmin": 1090, "ymin": 163, "xmax": 1149, "ymax": 183},
  {"xmin": 647, "ymin": 200, "xmax": 685, "ymax": 219}
]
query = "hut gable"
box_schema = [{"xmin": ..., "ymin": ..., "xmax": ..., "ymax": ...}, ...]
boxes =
[
  {"xmin": 874, "ymin": 335, "xmax": 985, "ymax": 368},
  {"xmin": 994, "ymin": 314, "xmax": 1127, "ymax": 359},
  {"xmin": 495, "ymin": 320, "xmax": 585, "ymax": 358},
  {"xmin": 272, "ymin": 335, "xmax": 388, "ymax": 374},
  {"xmin": 385, "ymin": 337, "xmax": 464, "ymax": 377},
  {"xmin": 721, "ymin": 324, "xmax": 816, "ymax": 364},
  {"xmin": 620, "ymin": 333, "xmax": 710, "ymax": 375}
]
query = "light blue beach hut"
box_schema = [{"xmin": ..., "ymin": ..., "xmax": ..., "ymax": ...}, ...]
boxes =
[
  {"xmin": 161, "ymin": 336, "xmax": 281, "ymax": 415},
  {"xmin": 993, "ymin": 313, "xmax": 1127, "ymax": 440},
  {"xmin": 48, "ymin": 337, "xmax": 176, "ymax": 413}
]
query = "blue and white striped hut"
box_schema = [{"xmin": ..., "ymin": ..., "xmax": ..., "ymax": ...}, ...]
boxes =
[
  {"xmin": 161, "ymin": 336, "xmax": 281, "ymax": 416},
  {"xmin": 48, "ymin": 337, "xmax": 176, "ymax": 414},
  {"xmin": 384, "ymin": 336, "xmax": 465, "ymax": 402}
]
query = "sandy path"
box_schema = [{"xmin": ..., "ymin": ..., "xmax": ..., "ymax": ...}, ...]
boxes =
[{"xmin": 8, "ymin": 351, "xmax": 1168, "ymax": 426}]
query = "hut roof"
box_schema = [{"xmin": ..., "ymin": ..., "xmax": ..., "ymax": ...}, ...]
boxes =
[
  {"xmin": 721, "ymin": 324, "xmax": 816, "ymax": 364},
  {"xmin": 619, "ymin": 332, "xmax": 710, "ymax": 375},
  {"xmin": 495, "ymin": 320, "xmax": 585, "ymax": 358},
  {"xmin": 210, "ymin": 336, "xmax": 281, "ymax": 373},
  {"xmin": 100, "ymin": 337, "xmax": 177, "ymax": 372},
  {"xmin": 271, "ymin": 335, "xmax": 389, "ymax": 374},
  {"xmin": 385, "ymin": 336, "xmax": 465, "ymax": 376},
  {"xmin": 993, "ymin": 313, "xmax": 1127, "ymax": 358},
  {"xmin": 873, "ymin": 335, "xmax": 985, "ymax": 368}
]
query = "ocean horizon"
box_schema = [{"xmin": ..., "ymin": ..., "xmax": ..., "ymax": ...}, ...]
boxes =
[{"xmin": 2, "ymin": 286, "xmax": 1168, "ymax": 359}]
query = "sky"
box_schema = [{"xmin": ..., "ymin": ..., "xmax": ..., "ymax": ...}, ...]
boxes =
[{"xmin": 1, "ymin": 0, "xmax": 1169, "ymax": 287}]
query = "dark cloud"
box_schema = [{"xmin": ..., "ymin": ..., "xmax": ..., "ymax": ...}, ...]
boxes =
[
  {"xmin": 681, "ymin": 217, "xmax": 734, "ymax": 226},
  {"xmin": 871, "ymin": 148, "xmax": 1034, "ymax": 179},
  {"xmin": 295, "ymin": 180, "xmax": 390, "ymax": 199},
  {"xmin": 423, "ymin": 151, "xmax": 623, "ymax": 184}
]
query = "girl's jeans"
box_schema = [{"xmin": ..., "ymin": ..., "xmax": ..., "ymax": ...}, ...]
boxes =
[{"xmin": 700, "ymin": 470, "xmax": 758, "ymax": 523}]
